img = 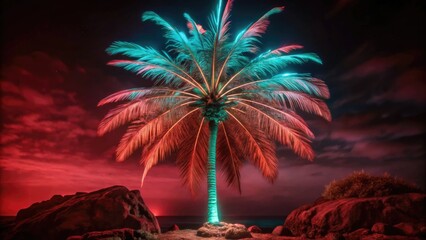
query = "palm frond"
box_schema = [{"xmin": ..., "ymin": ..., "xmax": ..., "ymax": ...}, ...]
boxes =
[
  {"xmin": 98, "ymin": 87, "xmax": 200, "ymax": 106},
  {"xmin": 220, "ymin": 0, "xmax": 234, "ymax": 38},
  {"xmin": 232, "ymin": 102, "xmax": 314, "ymax": 160},
  {"xmin": 270, "ymin": 44, "xmax": 303, "ymax": 55},
  {"xmin": 226, "ymin": 111, "xmax": 278, "ymax": 182},
  {"xmin": 184, "ymin": 13, "xmax": 205, "ymax": 50},
  {"xmin": 98, "ymin": 95, "xmax": 195, "ymax": 136},
  {"xmin": 269, "ymin": 91, "xmax": 331, "ymax": 121},
  {"xmin": 223, "ymin": 74, "xmax": 329, "ymax": 99},
  {"xmin": 228, "ymin": 97, "xmax": 314, "ymax": 138},
  {"xmin": 256, "ymin": 74, "xmax": 330, "ymax": 99},
  {"xmin": 215, "ymin": 6, "xmax": 284, "ymax": 88},
  {"xmin": 240, "ymin": 53, "xmax": 322, "ymax": 80},
  {"xmin": 218, "ymin": 53, "xmax": 322, "ymax": 96},
  {"xmin": 140, "ymin": 108, "xmax": 201, "ymax": 186},
  {"xmin": 116, "ymin": 101, "xmax": 195, "ymax": 162},
  {"xmin": 217, "ymin": 122, "xmax": 242, "ymax": 192},
  {"xmin": 177, "ymin": 117, "xmax": 209, "ymax": 193},
  {"xmin": 108, "ymin": 60, "xmax": 205, "ymax": 90},
  {"xmin": 142, "ymin": 11, "xmax": 210, "ymax": 91}
]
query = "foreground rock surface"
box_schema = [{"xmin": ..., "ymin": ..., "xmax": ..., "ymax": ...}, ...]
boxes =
[
  {"xmin": 160, "ymin": 229, "xmax": 309, "ymax": 239},
  {"xmin": 7, "ymin": 186, "xmax": 160, "ymax": 240},
  {"xmin": 197, "ymin": 222, "xmax": 252, "ymax": 239},
  {"xmin": 247, "ymin": 225, "xmax": 262, "ymax": 233},
  {"xmin": 284, "ymin": 193, "xmax": 426, "ymax": 239}
]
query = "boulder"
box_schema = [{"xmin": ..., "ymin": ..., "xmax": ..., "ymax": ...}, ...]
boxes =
[
  {"xmin": 7, "ymin": 186, "xmax": 160, "ymax": 240},
  {"xmin": 224, "ymin": 226, "xmax": 252, "ymax": 239},
  {"xmin": 360, "ymin": 233, "xmax": 420, "ymax": 240},
  {"xmin": 271, "ymin": 225, "xmax": 283, "ymax": 236},
  {"xmin": 196, "ymin": 222, "xmax": 251, "ymax": 239},
  {"xmin": 283, "ymin": 193, "xmax": 426, "ymax": 238},
  {"xmin": 323, "ymin": 232, "xmax": 344, "ymax": 240},
  {"xmin": 344, "ymin": 228, "xmax": 370, "ymax": 240},
  {"xmin": 371, "ymin": 222, "xmax": 399, "ymax": 235},
  {"xmin": 66, "ymin": 228, "xmax": 157, "ymax": 240},
  {"xmin": 281, "ymin": 226, "xmax": 293, "ymax": 236},
  {"xmin": 247, "ymin": 225, "xmax": 262, "ymax": 233},
  {"xmin": 393, "ymin": 222, "xmax": 419, "ymax": 236},
  {"xmin": 167, "ymin": 224, "xmax": 180, "ymax": 231}
]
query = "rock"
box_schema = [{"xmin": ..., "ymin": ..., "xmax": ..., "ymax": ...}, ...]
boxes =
[
  {"xmin": 283, "ymin": 193, "xmax": 426, "ymax": 238},
  {"xmin": 271, "ymin": 225, "xmax": 283, "ymax": 236},
  {"xmin": 323, "ymin": 232, "xmax": 344, "ymax": 240},
  {"xmin": 393, "ymin": 222, "xmax": 418, "ymax": 236},
  {"xmin": 224, "ymin": 226, "xmax": 252, "ymax": 239},
  {"xmin": 7, "ymin": 186, "xmax": 160, "ymax": 240},
  {"xmin": 247, "ymin": 225, "xmax": 262, "ymax": 233},
  {"xmin": 66, "ymin": 228, "xmax": 157, "ymax": 240},
  {"xmin": 196, "ymin": 222, "xmax": 251, "ymax": 239},
  {"xmin": 371, "ymin": 222, "xmax": 399, "ymax": 235},
  {"xmin": 15, "ymin": 194, "xmax": 73, "ymax": 221},
  {"xmin": 80, "ymin": 228, "xmax": 135, "ymax": 240},
  {"xmin": 281, "ymin": 226, "xmax": 293, "ymax": 236},
  {"xmin": 360, "ymin": 234, "xmax": 421, "ymax": 240},
  {"xmin": 344, "ymin": 229, "xmax": 368, "ymax": 240},
  {"xmin": 420, "ymin": 225, "xmax": 426, "ymax": 237},
  {"xmin": 167, "ymin": 224, "xmax": 180, "ymax": 231},
  {"xmin": 344, "ymin": 228, "xmax": 370, "ymax": 240},
  {"xmin": 66, "ymin": 236, "xmax": 83, "ymax": 240}
]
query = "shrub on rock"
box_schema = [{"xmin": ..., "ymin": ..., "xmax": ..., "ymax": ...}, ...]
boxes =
[{"xmin": 322, "ymin": 171, "xmax": 421, "ymax": 200}]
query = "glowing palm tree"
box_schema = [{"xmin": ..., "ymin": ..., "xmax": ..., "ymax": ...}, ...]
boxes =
[{"xmin": 98, "ymin": 0, "xmax": 330, "ymax": 224}]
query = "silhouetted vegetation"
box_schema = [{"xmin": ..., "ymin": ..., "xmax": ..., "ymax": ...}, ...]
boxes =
[{"xmin": 322, "ymin": 171, "xmax": 422, "ymax": 200}]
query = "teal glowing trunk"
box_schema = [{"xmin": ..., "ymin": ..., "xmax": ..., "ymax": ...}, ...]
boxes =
[{"xmin": 207, "ymin": 120, "xmax": 220, "ymax": 223}]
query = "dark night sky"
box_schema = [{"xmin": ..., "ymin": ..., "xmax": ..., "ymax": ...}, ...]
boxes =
[{"xmin": 1, "ymin": 0, "xmax": 425, "ymax": 217}]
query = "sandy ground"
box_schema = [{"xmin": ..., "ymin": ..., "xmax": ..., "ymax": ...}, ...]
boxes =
[{"xmin": 158, "ymin": 229, "xmax": 304, "ymax": 240}]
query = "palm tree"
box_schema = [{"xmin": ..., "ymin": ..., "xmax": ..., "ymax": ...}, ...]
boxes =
[{"xmin": 98, "ymin": 0, "xmax": 330, "ymax": 224}]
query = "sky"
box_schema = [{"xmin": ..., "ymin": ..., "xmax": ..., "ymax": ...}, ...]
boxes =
[{"xmin": 1, "ymin": 0, "xmax": 425, "ymax": 217}]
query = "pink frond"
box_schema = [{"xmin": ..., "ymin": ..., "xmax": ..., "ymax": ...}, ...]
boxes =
[
  {"xmin": 98, "ymin": 101, "xmax": 149, "ymax": 136},
  {"xmin": 273, "ymin": 91, "xmax": 332, "ymax": 121},
  {"xmin": 308, "ymin": 78, "xmax": 330, "ymax": 99},
  {"xmin": 231, "ymin": 104, "xmax": 314, "ymax": 161},
  {"xmin": 115, "ymin": 101, "xmax": 194, "ymax": 162},
  {"xmin": 219, "ymin": 0, "xmax": 234, "ymax": 37},
  {"xmin": 107, "ymin": 59, "xmax": 142, "ymax": 66},
  {"xmin": 140, "ymin": 108, "xmax": 200, "ymax": 186},
  {"xmin": 177, "ymin": 117, "xmax": 209, "ymax": 193},
  {"xmin": 217, "ymin": 122, "xmax": 242, "ymax": 193},
  {"xmin": 228, "ymin": 97, "xmax": 314, "ymax": 138},
  {"xmin": 186, "ymin": 22, "xmax": 206, "ymax": 34},
  {"xmin": 271, "ymin": 44, "xmax": 303, "ymax": 55},
  {"xmin": 226, "ymin": 111, "xmax": 278, "ymax": 182},
  {"xmin": 243, "ymin": 6, "xmax": 285, "ymax": 40},
  {"xmin": 98, "ymin": 88, "xmax": 155, "ymax": 106}
]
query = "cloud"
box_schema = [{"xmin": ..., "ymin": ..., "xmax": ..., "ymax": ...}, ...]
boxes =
[
  {"xmin": 0, "ymin": 52, "xmax": 121, "ymax": 215},
  {"xmin": 370, "ymin": 69, "xmax": 426, "ymax": 104}
]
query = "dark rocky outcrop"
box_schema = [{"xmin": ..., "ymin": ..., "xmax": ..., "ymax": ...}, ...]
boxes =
[
  {"xmin": 283, "ymin": 193, "xmax": 426, "ymax": 239},
  {"xmin": 271, "ymin": 225, "xmax": 283, "ymax": 236},
  {"xmin": 167, "ymin": 224, "xmax": 180, "ymax": 232},
  {"xmin": 6, "ymin": 186, "xmax": 160, "ymax": 240},
  {"xmin": 371, "ymin": 222, "xmax": 400, "ymax": 235},
  {"xmin": 247, "ymin": 225, "xmax": 262, "ymax": 233},
  {"xmin": 196, "ymin": 222, "xmax": 252, "ymax": 239},
  {"xmin": 66, "ymin": 228, "xmax": 157, "ymax": 240}
]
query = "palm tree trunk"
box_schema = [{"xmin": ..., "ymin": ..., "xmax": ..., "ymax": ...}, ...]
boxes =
[{"xmin": 207, "ymin": 120, "xmax": 220, "ymax": 223}]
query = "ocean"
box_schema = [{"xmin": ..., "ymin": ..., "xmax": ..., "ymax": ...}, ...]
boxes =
[{"xmin": 156, "ymin": 216, "xmax": 284, "ymax": 233}]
